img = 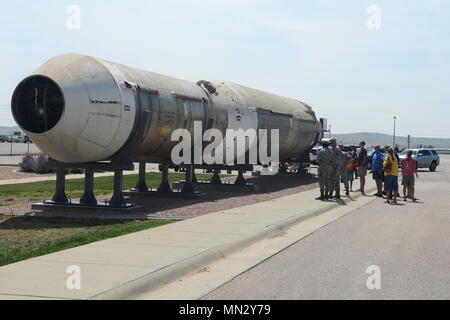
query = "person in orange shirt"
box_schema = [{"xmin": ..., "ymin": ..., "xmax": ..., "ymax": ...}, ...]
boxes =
[{"xmin": 346, "ymin": 151, "xmax": 357, "ymax": 192}]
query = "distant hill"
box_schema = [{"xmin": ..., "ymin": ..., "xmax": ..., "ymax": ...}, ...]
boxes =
[
  {"xmin": 332, "ymin": 132, "xmax": 450, "ymax": 149},
  {"xmin": 1, "ymin": 126, "xmax": 449, "ymax": 149},
  {"xmin": 0, "ymin": 126, "xmax": 21, "ymax": 135}
]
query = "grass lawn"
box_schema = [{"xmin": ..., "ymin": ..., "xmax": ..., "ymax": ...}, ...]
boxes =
[
  {"xmin": 0, "ymin": 172, "xmax": 219, "ymax": 206},
  {"xmin": 0, "ymin": 215, "xmax": 174, "ymax": 267},
  {"xmin": 0, "ymin": 164, "xmax": 19, "ymax": 167}
]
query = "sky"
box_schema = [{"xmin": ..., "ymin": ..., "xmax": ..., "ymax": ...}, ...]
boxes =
[{"xmin": 0, "ymin": 0, "xmax": 449, "ymax": 138}]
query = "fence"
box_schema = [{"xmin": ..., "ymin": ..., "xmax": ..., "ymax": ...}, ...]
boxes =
[{"xmin": 0, "ymin": 141, "xmax": 41, "ymax": 156}]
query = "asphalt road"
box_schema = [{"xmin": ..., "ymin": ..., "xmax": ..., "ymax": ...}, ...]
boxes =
[{"xmin": 204, "ymin": 155, "xmax": 450, "ymax": 300}]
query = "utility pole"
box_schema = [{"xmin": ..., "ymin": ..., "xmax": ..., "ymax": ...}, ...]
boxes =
[
  {"xmin": 328, "ymin": 125, "xmax": 332, "ymax": 138},
  {"xmin": 393, "ymin": 116, "xmax": 397, "ymax": 148},
  {"xmin": 407, "ymin": 134, "xmax": 411, "ymax": 149}
]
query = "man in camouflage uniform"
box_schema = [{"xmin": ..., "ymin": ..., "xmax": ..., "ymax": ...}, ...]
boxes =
[
  {"xmin": 339, "ymin": 144, "xmax": 352, "ymax": 196},
  {"xmin": 329, "ymin": 139, "xmax": 342, "ymax": 199},
  {"xmin": 316, "ymin": 139, "xmax": 334, "ymax": 201}
]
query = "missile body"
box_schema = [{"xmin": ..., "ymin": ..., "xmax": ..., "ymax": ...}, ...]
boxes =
[{"xmin": 12, "ymin": 54, "xmax": 322, "ymax": 164}]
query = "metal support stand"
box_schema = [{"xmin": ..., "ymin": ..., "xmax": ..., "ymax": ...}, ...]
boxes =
[
  {"xmin": 126, "ymin": 164, "xmax": 203, "ymax": 198},
  {"xmin": 192, "ymin": 171, "xmax": 198, "ymax": 184},
  {"xmin": 51, "ymin": 167, "xmax": 68, "ymax": 203},
  {"xmin": 135, "ymin": 162, "xmax": 149, "ymax": 192},
  {"xmin": 182, "ymin": 165, "xmax": 195, "ymax": 193},
  {"xmin": 297, "ymin": 166, "xmax": 308, "ymax": 175},
  {"xmin": 158, "ymin": 163, "xmax": 172, "ymax": 193},
  {"xmin": 210, "ymin": 169, "xmax": 222, "ymax": 185},
  {"xmin": 80, "ymin": 169, "xmax": 97, "ymax": 205},
  {"xmin": 110, "ymin": 170, "xmax": 126, "ymax": 206},
  {"xmin": 38, "ymin": 156, "xmax": 137, "ymax": 211},
  {"xmin": 235, "ymin": 170, "xmax": 247, "ymax": 186}
]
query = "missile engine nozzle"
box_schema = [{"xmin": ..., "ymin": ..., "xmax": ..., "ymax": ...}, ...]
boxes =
[{"xmin": 12, "ymin": 76, "xmax": 64, "ymax": 134}]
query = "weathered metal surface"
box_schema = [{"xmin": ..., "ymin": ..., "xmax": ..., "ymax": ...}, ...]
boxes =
[{"xmin": 12, "ymin": 54, "xmax": 322, "ymax": 164}]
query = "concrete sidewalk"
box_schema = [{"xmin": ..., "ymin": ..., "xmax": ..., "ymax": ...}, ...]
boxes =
[
  {"xmin": 0, "ymin": 169, "xmax": 139, "ymax": 186},
  {"xmin": 0, "ymin": 166, "xmax": 153, "ymax": 185},
  {"xmin": 0, "ymin": 183, "xmax": 376, "ymax": 300},
  {"xmin": 0, "ymin": 165, "xmax": 245, "ymax": 186},
  {"xmin": 0, "ymin": 164, "xmax": 160, "ymax": 185}
]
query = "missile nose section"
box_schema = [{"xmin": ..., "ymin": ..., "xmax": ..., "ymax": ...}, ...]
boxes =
[
  {"xmin": 12, "ymin": 54, "xmax": 323, "ymax": 166},
  {"xmin": 11, "ymin": 54, "xmax": 137, "ymax": 163}
]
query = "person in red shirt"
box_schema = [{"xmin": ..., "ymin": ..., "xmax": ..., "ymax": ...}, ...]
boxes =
[{"xmin": 401, "ymin": 150, "xmax": 419, "ymax": 201}]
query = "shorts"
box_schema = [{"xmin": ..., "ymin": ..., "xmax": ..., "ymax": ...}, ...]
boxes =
[
  {"xmin": 358, "ymin": 166, "xmax": 367, "ymax": 176},
  {"xmin": 372, "ymin": 171, "xmax": 384, "ymax": 181},
  {"xmin": 384, "ymin": 175, "xmax": 399, "ymax": 192},
  {"xmin": 402, "ymin": 175, "xmax": 415, "ymax": 186},
  {"xmin": 347, "ymin": 172, "xmax": 354, "ymax": 181}
]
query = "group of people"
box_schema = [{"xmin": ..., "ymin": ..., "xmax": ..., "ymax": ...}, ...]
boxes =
[
  {"xmin": 316, "ymin": 139, "xmax": 419, "ymax": 204},
  {"xmin": 368, "ymin": 144, "xmax": 418, "ymax": 204},
  {"xmin": 315, "ymin": 138, "xmax": 353, "ymax": 200}
]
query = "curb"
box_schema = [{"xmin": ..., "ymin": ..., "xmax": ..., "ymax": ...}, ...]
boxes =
[{"xmin": 90, "ymin": 186, "xmax": 377, "ymax": 300}]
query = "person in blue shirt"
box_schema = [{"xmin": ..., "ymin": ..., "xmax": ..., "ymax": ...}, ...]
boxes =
[{"xmin": 371, "ymin": 145, "xmax": 384, "ymax": 197}]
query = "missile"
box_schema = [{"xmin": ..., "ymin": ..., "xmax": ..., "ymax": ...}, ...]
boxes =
[{"xmin": 11, "ymin": 54, "xmax": 322, "ymax": 164}]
